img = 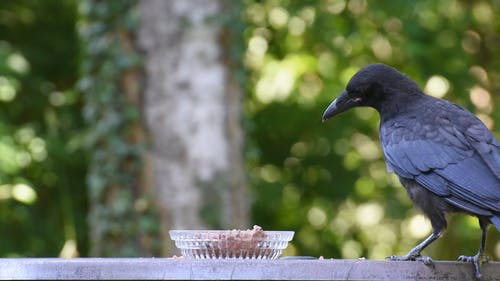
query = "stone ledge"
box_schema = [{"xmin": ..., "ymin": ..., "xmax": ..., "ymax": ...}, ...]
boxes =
[{"xmin": 0, "ymin": 258, "xmax": 499, "ymax": 280}]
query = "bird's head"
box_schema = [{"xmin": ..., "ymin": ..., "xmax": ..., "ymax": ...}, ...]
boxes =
[{"xmin": 322, "ymin": 63, "xmax": 421, "ymax": 121}]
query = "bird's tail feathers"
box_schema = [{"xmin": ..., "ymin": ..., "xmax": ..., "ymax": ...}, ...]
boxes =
[{"xmin": 491, "ymin": 215, "xmax": 500, "ymax": 232}]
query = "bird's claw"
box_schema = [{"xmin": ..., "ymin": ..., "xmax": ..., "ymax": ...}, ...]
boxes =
[
  {"xmin": 416, "ymin": 255, "xmax": 434, "ymax": 266},
  {"xmin": 457, "ymin": 254, "xmax": 490, "ymax": 264},
  {"xmin": 457, "ymin": 254, "xmax": 489, "ymax": 281},
  {"xmin": 386, "ymin": 254, "xmax": 434, "ymax": 266}
]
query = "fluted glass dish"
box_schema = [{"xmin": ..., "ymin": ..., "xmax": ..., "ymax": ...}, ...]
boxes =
[{"xmin": 169, "ymin": 229, "xmax": 294, "ymax": 259}]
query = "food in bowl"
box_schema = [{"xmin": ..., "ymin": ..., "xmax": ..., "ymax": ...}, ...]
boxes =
[{"xmin": 169, "ymin": 225, "xmax": 294, "ymax": 259}]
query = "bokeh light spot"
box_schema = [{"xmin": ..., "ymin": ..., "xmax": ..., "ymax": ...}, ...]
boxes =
[
  {"xmin": 326, "ymin": 0, "xmax": 346, "ymax": 15},
  {"xmin": 282, "ymin": 184, "xmax": 300, "ymax": 205},
  {"xmin": 255, "ymin": 62, "xmax": 295, "ymax": 103},
  {"xmin": 472, "ymin": 2, "xmax": 493, "ymax": 25},
  {"xmin": 462, "ymin": 30, "xmax": 481, "ymax": 54},
  {"xmin": 469, "ymin": 85, "xmax": 491, "ymax": 111},
  {"xmin": 29, "ymin": 137, "xmax": 47, "ymax": 162},
  {"xmin": 246, "ymin": 3, "xmax": 266, "ymax": 25},
  {"xmin": 0, "ymin": 185, "xmax": 11, "ymax": 200},
  {"xmin": 371, "ymin": 35, "xmax": 392, "ymax": 61},
  {"xmin": 7, "ymin": 53, "xmax": 29, "ymax": 74},
  {"xmin": 16, "ymin": 151, "xmax": 31, "ymax": 167},
  {"xmin": 298, "ymin": 7, "xmax": 315, "ymax": 25},
  {"xmin": 424, "ymin": 75, "xmax": 450, "ymax": 98},
  {"xmin": 356, "ymin": 202, "xmax": 384, "ymax": 227},
  {"xmin": 12, "ymin": 183, "xmax": 37, "ymax": 204},
  {"xmin": 469, "ymin": 66, "xmax": 489, "ymax": 87},
  {"xmin": 383, "ymin": 17, "xmax": 402, "ymax": 34},
  {"xmin": 347, "ymin": 0, "xmax": 367, "ymax": 15},
  {"xmin": 352, "ymin": 133, "xmax": 381, "ymax": 161},
  {"xmin": 288, "ymin": 17, "xmax": 306, "ymax": 36},
  {"xmin": 342, "ymin": 240, "xmax": 362, "ymax": 258},
  {"xmin": 248, "ymin": 36, "xmax": 268, "ymax": 57},
  {"xmin": 317, "ymin": 52, "xmax": 336, "ymax": 79},
  {"xmin": 299, "ymin": 74, "xmax": 323, "ymax": 104},
  {"xmin": 343, "ymin": 151, "xmax": 361, "ymax": 170},
  {"xmin": 354, "ymin": 177, "xmax": 375, "ymax": 198},
  {"xmin": 291, "ymin": 141, "xmax": 308, "ymax": 157},
  {"xmin": 406, "ymin": 214, "xmax": 431, "ymax": 239},
  {"xmin": 268, "ymin": 7, "xmax": 289, "ymax": 29},
  {"xmin": 0, "ymin": 77, "xmax": 17, "ymax": 102},
  {"xmin": 308, "ymin": 206, "xmax": 327, "ymax": 228},
  {"xmin": 260, "ymin": 164, "xmax": 281, "ymax": 183},
  {"xmin": 49, "ymin": 91, "xmax": 66, "ymax": 106}
]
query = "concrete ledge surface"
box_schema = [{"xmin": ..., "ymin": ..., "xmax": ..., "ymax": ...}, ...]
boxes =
[{"xmin": 0, "ymin": 258, "xmax": 499, "ymax": 280}]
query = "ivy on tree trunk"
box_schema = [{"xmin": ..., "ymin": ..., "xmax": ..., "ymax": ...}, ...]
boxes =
[{"xmin": 78, "ymin": 0, "xmax": 161, "ymax": 256}]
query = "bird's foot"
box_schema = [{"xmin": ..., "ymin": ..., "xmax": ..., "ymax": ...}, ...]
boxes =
[
  {"xmin": 387, "ymin": 254, "xmax": 434, "ymax": 266},
  {"xmin": 457, "ymin": 253, "xmax": 489, "ymax": 280}
]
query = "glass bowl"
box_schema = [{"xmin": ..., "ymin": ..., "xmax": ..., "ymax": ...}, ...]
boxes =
[{"xmin": 169, "ymin": 228, "xmax": 294, "ymax": 259}]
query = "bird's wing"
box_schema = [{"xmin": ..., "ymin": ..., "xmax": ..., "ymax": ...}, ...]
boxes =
[{"xmin": 381, "ymin": 101, "xmax": 500, "ymax": 215}]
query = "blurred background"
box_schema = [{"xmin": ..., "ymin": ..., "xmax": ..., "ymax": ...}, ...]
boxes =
[{"xmin": 0, "ymin": 0, "xmax": 499, "ymax": 260}]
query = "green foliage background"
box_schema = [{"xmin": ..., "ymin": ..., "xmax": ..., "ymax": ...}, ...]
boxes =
[
  {"xmin": 0, "ymin": 0, "xmax": 499, "ymax": 260},
  {"xmin": 0, "ymin": 0, "xmax": 87, "ymax": 256}
]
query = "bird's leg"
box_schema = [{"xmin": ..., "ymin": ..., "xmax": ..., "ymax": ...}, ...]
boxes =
[
  {"xmin": 457, "ymin": 220, "xmax": 489, "ymax": 280},
  {"xmin": 387, "ymin": 230, "xmax": 442, "ymax": 266}
]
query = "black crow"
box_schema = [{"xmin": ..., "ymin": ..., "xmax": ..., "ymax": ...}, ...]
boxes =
[{"xmin": 322, "ymin": 63, "xmax": 500, "ymax": 280}]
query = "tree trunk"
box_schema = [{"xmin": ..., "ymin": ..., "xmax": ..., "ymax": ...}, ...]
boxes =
[{"xmin": 138, "ymin": 0, "xmax": 249, "ymax": 255}]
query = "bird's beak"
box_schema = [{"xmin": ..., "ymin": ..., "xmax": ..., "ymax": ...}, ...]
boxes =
[{"xmin": 322, "ymin": 89, "xmax": 353, "ymax": 121}]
